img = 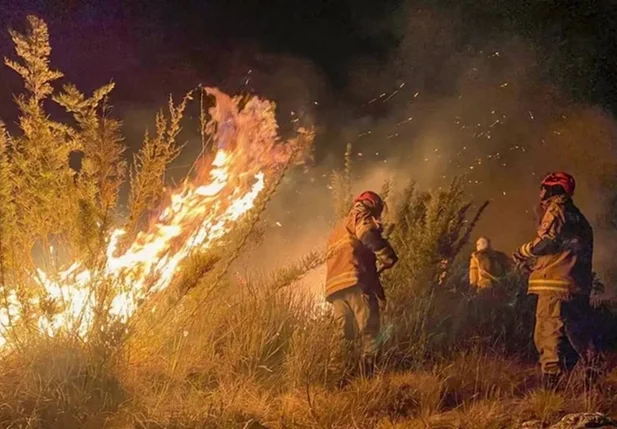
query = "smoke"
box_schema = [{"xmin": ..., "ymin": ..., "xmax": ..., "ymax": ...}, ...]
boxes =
[
  {"xmin": 237, "ymin": 4, "xmax": 617, "ymax": 297},
  {"xmin": 5, "ymin": 2, "xmax": 613, "ymax": 296}
]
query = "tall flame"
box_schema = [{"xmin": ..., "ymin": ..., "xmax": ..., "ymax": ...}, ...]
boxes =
[{"xmin": 0, "ymin": 88, "xmax": 308, "ymax": 347}]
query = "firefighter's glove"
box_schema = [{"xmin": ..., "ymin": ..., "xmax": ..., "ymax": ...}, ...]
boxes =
[
  {"xmin": 382, "ymin": 223, "xmax": 395, "ymax": 239},
  {"xmin": 380, "ymin": 258, "xmax": 396, "ymax": 271},
  {"xmin": 512, "ymin": 250, "xmax": 529, "ymax": 272},
  {"xmin": 377, "ymin": 263, "xmax": 392, "ymax": 275}
]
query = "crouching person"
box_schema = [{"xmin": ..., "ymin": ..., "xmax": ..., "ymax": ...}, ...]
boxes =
[
  {"xmin": 325, "ymin": 191, "xmax": 398, "ymax": 377},
  {"xmin": 469, "ymin": 236, "xmax": 511, "ymax": 295},
  {"xmin": 513, "ymin": 172, "xmax": 596, "ymax": 389},
  {"xmin": 468, "ymin": 236, "xmax": 511, "ymax": 332}
]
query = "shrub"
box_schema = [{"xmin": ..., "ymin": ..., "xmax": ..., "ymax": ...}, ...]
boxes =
[{"xmin": 1, "ymin": 15, "xmax": 617, "ymax": 429}]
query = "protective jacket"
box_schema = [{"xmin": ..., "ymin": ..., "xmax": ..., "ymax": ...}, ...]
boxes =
[
  {"xmin": 325, "ymin": 202, "xmax": 398, "ymax": 302},
  {"xmin": 469, "ymin": 249, "xmax": 510, "ymax": 288},
  {"xmin": 518, "ymin": 194, "xmax": 593, "ymax": 295}
]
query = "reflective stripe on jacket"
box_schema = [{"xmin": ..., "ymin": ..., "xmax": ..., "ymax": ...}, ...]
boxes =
[
  {"xmin": 469, "ymin": 249, "xmax": 510, "ymax": 288},
  {"xmin": 519, "ymin": 195, "xmax": 593, "ymax": 295},
  {"xmin": 325, "ymin": 202, "xmax": 397, "ymax": 301}
]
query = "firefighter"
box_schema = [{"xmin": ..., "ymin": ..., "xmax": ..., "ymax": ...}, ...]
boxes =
[
  {"xmin": 467, "ymin": 236, "xmax": 511, "ymax": 334},
  {"xmin": 325, "ymin": 191, "xmax": 398, "ymax": 375},
  {"xmin": 469, "ymin": 236, "xmax": 511, "ymax": 291},
  {"xmin": 513, "ymin": 172, "xmax": 595, "ymax": 389}
]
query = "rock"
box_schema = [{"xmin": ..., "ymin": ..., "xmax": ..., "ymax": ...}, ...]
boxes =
[
  {"xmin": 521, "ymin": 420, "xmax": 543, "ymax": 429},
  {"xmin": 521, "ymin": 413, "xmax": 617, "ymax": 429},
  {"xmin": 549, "ymin": 412, "xmax": 617, "ymax": 428}
]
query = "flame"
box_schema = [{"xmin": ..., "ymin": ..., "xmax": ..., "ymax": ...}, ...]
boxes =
[
  {"xmin": 0, "ymin": 89, "xmax": 306, "ymax": 347},
  {"xmin": 34, "ymin": 150, "xmax": 265, "ymax": 339}
]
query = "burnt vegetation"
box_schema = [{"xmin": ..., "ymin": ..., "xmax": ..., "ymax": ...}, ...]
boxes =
[{"xmin": 0, "ymin": 15, "xmax": 617, "ymax": 429}]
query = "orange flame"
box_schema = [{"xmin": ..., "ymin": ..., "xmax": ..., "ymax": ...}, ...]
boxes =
[{"xmin": 0, "ymin": 89, "xmax": 307, "ymax": 347}]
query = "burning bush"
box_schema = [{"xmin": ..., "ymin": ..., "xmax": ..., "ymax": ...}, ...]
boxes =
[
  {"xmin": 1, "ymin": 15, "xmax": 617, "ymax": 429},
  {"xmin": 0, "ymin": 16, "xmax": 314, "ymax": 351}
]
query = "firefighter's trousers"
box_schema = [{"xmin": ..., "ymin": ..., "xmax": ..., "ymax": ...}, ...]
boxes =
[
  {"xmin": 533, "ymin": 293, "xmax": 594, "ymax": 375},
  {"xmin": 330, "ymin": 285, "xmax": 380, "ymax": 357}
]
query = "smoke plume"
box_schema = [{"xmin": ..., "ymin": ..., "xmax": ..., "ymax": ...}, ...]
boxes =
[{"xmin": 240, "ymin": 4, "xmax": 617, "ymax": 297}]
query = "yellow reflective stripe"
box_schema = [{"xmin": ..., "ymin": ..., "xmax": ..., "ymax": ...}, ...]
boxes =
[
  {"xmin": 528, "ymin": 285, "xmax": 569, "ymax": 293},
  {"xmin": 528, "ymin": 278, "xmax": 570, "ymax": 293},
  {"xmin": 327, "ymin": 235, "xmax": 356, "ymax": 255},
  {"xmin": 520, "ymin": 242, "xmax": 534, "ymax": 257},
  {"xmin": 529, "ymin": 279, "xmax": 570, "ymax": 285}
]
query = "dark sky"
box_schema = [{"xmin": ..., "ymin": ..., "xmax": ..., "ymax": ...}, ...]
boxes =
[
  {"xmin": 1, "ymin": 0, "xmax": 617, "ymax": 165},
  {"xmin": 2, "ymin": 1, "xmax": 617, "ymax": 118},
  {"xmin": 0, "ymin": 0, "xmax": 399, "ymax": 93},
  {"xmin": 0, "ymin": 0, "xmax": 397, "ymax": 158}
]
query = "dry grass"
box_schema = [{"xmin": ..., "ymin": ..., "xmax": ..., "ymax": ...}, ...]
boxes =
[
  {"xmin": 438, "ymin": 351, "xmax": 534, "ymax": 408},
  {"xmin": 517, "ymin": 390, "xmax": 567, "ymax": 425},
  {"xmin": 1, "ymin": 15, "xmax": 617, "ymax": 429},
  {"xmin": 0, "ymin": 338, "xmax": 125, "ymax": 428},
  {"xmin": 1, "ymin": 317, "xmax": 617, "ymax": 428}
]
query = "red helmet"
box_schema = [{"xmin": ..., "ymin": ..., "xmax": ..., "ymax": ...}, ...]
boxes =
[
  {"xmin": 541, "ymin": 172, "xmax": 575, "ymax": 196},
  {"xmin": 354, "ymin": 191, "xmax": 384, "ymax": 214}
]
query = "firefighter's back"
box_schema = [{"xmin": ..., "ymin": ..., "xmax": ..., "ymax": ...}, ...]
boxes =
[
  {"xmin": 529, "ymin": 197, "xmax": 594, "ymax": 295},
  {"xmin": 325, "ymin": 218, "xmax": 360, "ymax": 301}
]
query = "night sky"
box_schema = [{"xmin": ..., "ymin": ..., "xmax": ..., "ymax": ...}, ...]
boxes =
[
  {"xmin": 2, "ymin": 0, "xmax": 617, "ymax": 156},
  {"xmin": 0, "ymin": 1, "xmax": 400, "ymax": 97}
]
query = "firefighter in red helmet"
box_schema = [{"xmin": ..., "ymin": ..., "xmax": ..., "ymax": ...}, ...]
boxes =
[
  {"xmin": 513, "ymin": 172, "xmax": 595, "ymax": 389},
  {"xmin": 325, "ymin": 191, "xmax": 398, "ymax": 376}
]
